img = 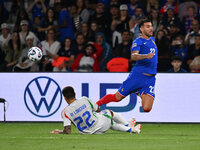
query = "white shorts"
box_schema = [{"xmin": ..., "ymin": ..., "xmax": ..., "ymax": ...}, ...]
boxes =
[{"xmin": 93, "ymin": 109, "xmax": 113, "ymax": 134}]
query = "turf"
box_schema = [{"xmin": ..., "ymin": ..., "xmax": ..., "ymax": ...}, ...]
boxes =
[{"xmin": 0, "ymin": 123, "xmax": 200, "ymax": 150}]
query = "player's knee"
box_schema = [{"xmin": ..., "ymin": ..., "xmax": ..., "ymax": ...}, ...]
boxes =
[
  {"xmin": 141, "ymin": 94, "xmax": 154, "ymax": 112},
  {"xmin": 115, "ymin": 92, "xmax": 124, "ymax": 102},
  {"xmin": 116, "ymin": 97, "xmax": 122, "ymax": 102},
  {"xmin": 142, "ymin": 106, "xmax": 152, "ymax": 112}
]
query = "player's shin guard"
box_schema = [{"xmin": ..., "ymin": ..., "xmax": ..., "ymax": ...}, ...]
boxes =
[
  {"xmin": 111, "ymin": 122, "xmax": 132, "ymax": 132},
  {"xmin": 96, "ymin": 94, "xmax": 118, "ymax": 106},
  {"xmin": 112, "ymin": 112, "xmax": 129, "ymax": 126}
]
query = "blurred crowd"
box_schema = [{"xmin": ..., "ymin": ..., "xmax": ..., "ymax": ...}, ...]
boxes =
[{"xmin": 0, "ymin": 0, "xmax": 200, "ymax": 73}]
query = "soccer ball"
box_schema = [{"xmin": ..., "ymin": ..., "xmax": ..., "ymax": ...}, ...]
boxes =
[{"xmin": 28, "ymin": 47, "xmax": 43, "ymax": 62}]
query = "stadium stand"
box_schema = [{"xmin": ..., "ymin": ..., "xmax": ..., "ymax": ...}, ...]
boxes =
[{"xmin": 0, "ymin": 0, "xmax": 199, "ymax": 72}]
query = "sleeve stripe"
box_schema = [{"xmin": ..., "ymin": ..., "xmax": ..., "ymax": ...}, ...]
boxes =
[
  {"xmin": 64, "ymin": 113, "xmax": 70, "ymax": 120},
  {"xmin": 87, "ymin": 99, "xmax": 94, "ymax": 109}
]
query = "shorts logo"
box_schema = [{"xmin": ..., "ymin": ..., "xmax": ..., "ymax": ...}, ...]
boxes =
[
  {"xmin": 24, "ymin": 76, "xmax": 62, "ymax": 117},
  {"xmin": 121, "ymin": 88, "xmax": 124, "ymax": 92}
]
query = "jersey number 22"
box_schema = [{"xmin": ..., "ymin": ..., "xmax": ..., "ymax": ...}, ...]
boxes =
[{"xmin": 73, "ymin": 111, "xmax": 95, "ymax": 131}]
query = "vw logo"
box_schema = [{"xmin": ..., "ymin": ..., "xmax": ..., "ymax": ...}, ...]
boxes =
[{"xmin": 24, "ymin": 76, "xmax": 62, "ymax": 117}]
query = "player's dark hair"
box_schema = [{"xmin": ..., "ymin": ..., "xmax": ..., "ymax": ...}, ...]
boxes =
[
  {"xmin": 139, "ymin": 18, "xmax": 152, "ymax": 29},
  {"xmin": 62, "ymin": 86, "xmax": 75, "ymax": 100}
]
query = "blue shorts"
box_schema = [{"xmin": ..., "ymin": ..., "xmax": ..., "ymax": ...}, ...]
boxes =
[{"xmin": 118, "ymin": 71, "xmax": 156, "ymax": 98}]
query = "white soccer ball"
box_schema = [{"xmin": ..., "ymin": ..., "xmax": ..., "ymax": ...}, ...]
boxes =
[{"xmin": 28, "ymin": 46, "xmax": 43, "ymax": 62}]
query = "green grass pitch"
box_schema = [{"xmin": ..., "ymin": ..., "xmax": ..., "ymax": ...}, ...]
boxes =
[{"xmin": 0, "ymin": 123, "xmax": 200, "ymax": 150}]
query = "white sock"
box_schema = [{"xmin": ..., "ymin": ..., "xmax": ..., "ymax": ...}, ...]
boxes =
[
  {"xmin": 111, "ymin": 121, "xmax": 132, "ymax": 132},
  {"xmin": 112, "ymin": 112, "xmax": 129, "ymax": 126}
]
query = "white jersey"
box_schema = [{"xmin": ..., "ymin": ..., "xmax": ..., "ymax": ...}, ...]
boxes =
[{"xmin": 61, "ymin": 96, "xmax": 112, "ymax": 134}]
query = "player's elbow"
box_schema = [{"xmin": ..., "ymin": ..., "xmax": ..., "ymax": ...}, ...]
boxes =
[
  {"xmin": 63, "ymin": 130, "xmax": 71, "ymax": 134},
  {"xmin": 131, "ymin": 55, "xmax": 141, "ymax": 61},
  {"xmin": 63, "ymin": 126, "xmax": 71, "ymax": 134},
  {"xmin": 131, "ymin": 56, "xmax": 138, "ymax": 61}
]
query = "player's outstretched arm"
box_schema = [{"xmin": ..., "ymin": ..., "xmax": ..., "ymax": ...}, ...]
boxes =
[
  {"xmin": 131, "ymin": 51, "xmax": 155, "ymax": 61},
  {"xmin": 50, "ymin": 125, "xmax": 71, "ymax": 134}
]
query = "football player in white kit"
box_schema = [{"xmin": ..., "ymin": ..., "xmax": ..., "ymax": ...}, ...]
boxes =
[{"xmin": 50, "ymin": 86, "xmax": 141, "ymax": 134}]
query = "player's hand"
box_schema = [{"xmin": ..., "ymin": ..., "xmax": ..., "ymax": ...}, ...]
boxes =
[
  {"xmin": 50, "ymin": 129, "xmax": 60, "ymax": 134},
  {"xmin": 146, "ymin": 52, "xmax": 155, "ymax": 59}
]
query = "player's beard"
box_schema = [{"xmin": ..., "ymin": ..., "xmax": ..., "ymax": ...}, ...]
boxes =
[{"xmin": 144, "ymin": 30, "xmax": 152, "ymax": 37}]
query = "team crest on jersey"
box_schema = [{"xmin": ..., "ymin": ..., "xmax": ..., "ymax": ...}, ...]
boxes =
[
  {"xmin": 132, "ymin": 43, "xmax": 137, "ymax": 48},
  {"xmin": 121, "ymin": 88, "xmax": 124, "ymax": 92}
]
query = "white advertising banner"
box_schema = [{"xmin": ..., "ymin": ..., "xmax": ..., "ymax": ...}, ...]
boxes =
[{"xmin": 0, "ymin": 73, "xmax": 199, "ymax": 123}]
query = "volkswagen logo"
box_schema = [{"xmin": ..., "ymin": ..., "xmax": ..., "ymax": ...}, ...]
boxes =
[{"xmin": 24, "ymin": 76, "xmax": 62, "ymax": 117}]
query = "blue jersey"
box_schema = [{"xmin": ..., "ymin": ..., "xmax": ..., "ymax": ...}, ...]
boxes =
[{"xmin": 131, "ymin": 37, "xmax": 158, "ymax": 75}]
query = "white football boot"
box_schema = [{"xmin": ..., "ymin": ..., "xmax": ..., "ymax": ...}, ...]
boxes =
[
  {"xmin": 129, "ymin": 118, "xmax": 136, "ymax": 127},
  {"xmin": 131, "ymin": 124, "xmax": 141, "ymax": 134}
]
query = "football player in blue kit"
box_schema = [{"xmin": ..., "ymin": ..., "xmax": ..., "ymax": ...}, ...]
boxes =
[{"xmin": 96, "ymin": 19, "xmax": 158, "ymax": 112}]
